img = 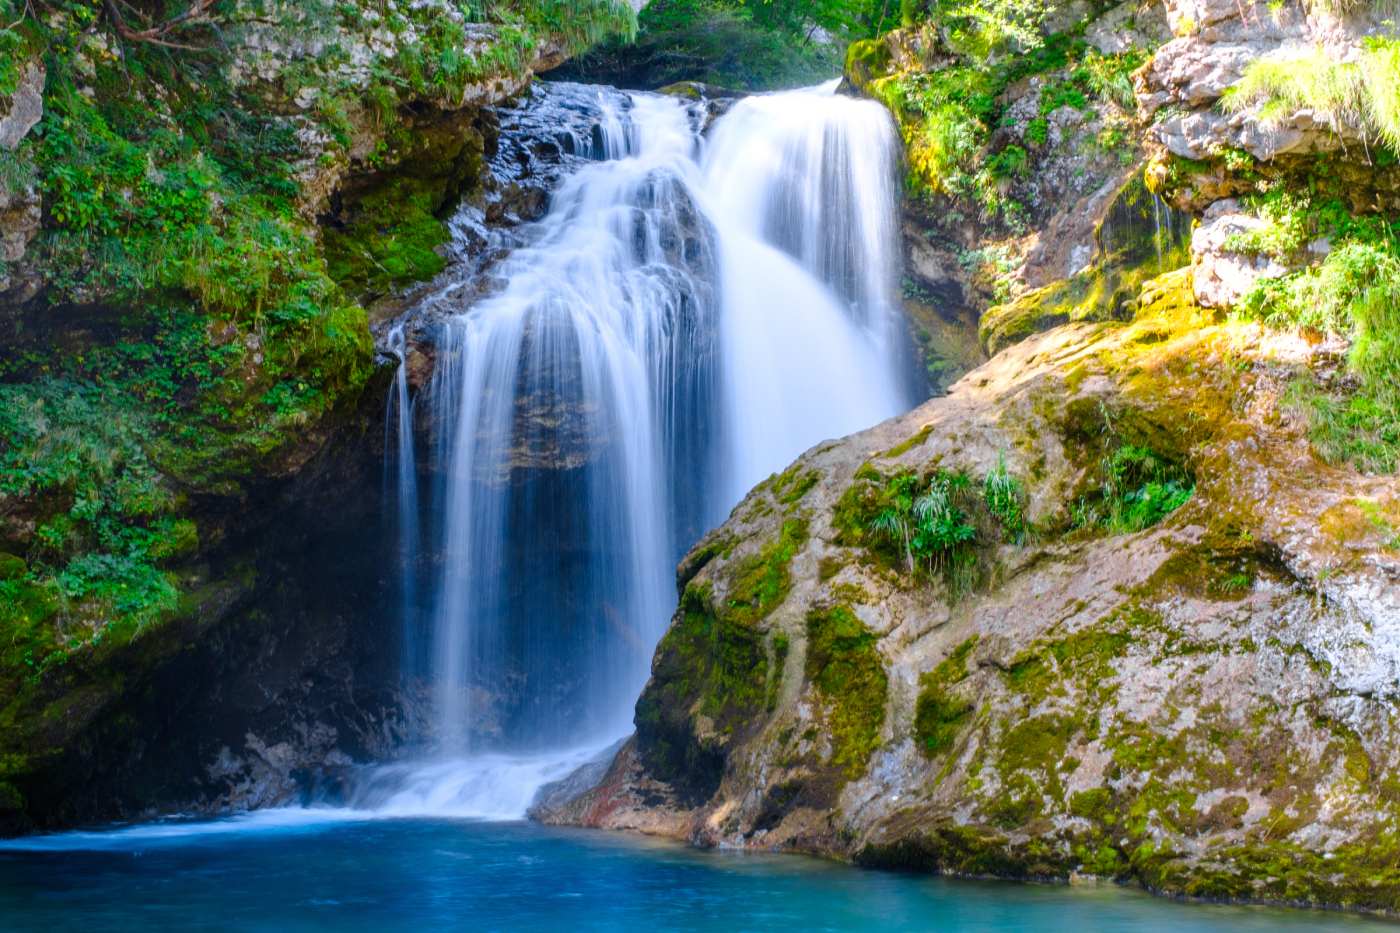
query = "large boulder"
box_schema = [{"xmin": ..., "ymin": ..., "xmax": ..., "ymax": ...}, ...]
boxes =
[{"xmin": 541, "ymin": 269, "xmax": 1400, "ymax": 912}]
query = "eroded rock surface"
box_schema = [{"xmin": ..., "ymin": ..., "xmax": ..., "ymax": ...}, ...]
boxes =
[{"xmin": 542, "ymin": 269, "xmax": 1400, "ymax": 911}]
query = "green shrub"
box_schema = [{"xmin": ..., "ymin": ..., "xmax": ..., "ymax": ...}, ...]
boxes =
[
  {"xmin": 1074, "ymin": 445, "xmax": 1194, "ymax": 534},
  {"xmin": 983, "ymin": 454, "xmax": 1028, "ymax": 543},
  {"xmin": 1232, "ymin": 198, "xmax": 1400, "ymax": 473},
  {"xmin": 556, "ymin": 0, "xmax": 843, "ymax": 90}
]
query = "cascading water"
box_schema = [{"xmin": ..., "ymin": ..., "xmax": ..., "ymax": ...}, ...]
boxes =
[
  {"xmin": 373, "ymin": 81, "xmax": 914, "ymax": 815},
  {"xmin": 384, "ymin": 324, "xmax": 422, "ymax": 671}
]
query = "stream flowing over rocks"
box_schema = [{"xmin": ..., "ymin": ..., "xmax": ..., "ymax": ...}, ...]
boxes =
[{"xmin": 3, "ymin": 0, "xmax": 1400, "ymax": 921}]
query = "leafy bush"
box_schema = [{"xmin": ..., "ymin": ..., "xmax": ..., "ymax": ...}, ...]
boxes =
[
  {"xmin": 1073, "ymin": 445, "xmax": 1194, "ymax": 534},
  {"xmin": 553, "ymin": 0, "xmax": 854, "ymax": 90},
  {"xmin": 1232, "ymin": 195, "xmax": 1400, "ymax": 474}
]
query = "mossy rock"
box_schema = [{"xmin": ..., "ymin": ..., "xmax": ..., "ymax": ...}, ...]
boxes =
[
  {"xmin": 806, "ymin": 604, "xmax": 887, "ymax": 777},
  {"xmin": 0, "ymin": 553, "xmax": 26, "ymax": 581},
  {"xmin": 324, "ymin": 179, "xmax": 451, "ymax": 298},
  {"xmin": 845, "ymin": 38, "xmax": 892, "ymax": 91}
]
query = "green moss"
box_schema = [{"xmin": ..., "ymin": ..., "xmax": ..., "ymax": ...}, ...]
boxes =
[
  {"xmin": 725, "ymin": 518, "xmax": 808, "ymax": 625},
  {"xmin": 879, "ymin": 424, "xmax": 933, "ymax": 459},
  {"xmin": 858, "ymin": 821, "xmax": 1074, "ymax": 880},
  {"xmin": 830, "ymin": 582, "xmax": 871, "ymax": 606},
  {"xmin": 636, "ymin": 513, "xmax": 813, "ymax": 785},
  {"xmin": 766, "ymin": 631, "xmax": 790, "ymax": 712},
  {"xmin": 324, "ymin": 179, "xmax": 451, "ymax": 297},
  {"xmin": 770, "ymin": 467, "xmax": 821, "ymax": 506},
  {"xmin": 637, "ymin": 581, "xmax": 772, "ymax": 768},
  {"xmin": 1002, "ymin": 607, "xmax": 1147, "ymax": 708},
  {"xmin": 913, "ymin": 636, "xmax": 978, "ymax": 758},
  {"xmin": 845, "ymin": 37, "xmax": 892, "ymax": 89},
  {"xmin": 980, "ymin": 191, "xmax": 1187, "ymax": 355},
  {"xmin": 1070, "ymin": 787, "xmax": 1114, "ymax": 821},
  {"xmin": 805, "ymin": 604, "xmax": 888, "ymax": 777},
  {"xmin": 1137, "ymin": 535, "xmax": 1278, "ymax": 603},
  {"xmin": 0, "ymin": 554, "xmax": 26, "ymax": 581}
]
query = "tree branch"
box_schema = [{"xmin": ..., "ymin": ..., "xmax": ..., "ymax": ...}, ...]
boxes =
[{"xmin": 103, "ymin": 0, "xmax": 218, "ymax": 49}]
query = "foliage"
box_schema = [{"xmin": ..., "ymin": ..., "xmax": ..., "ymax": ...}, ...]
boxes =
[
  {"xmin": 837, "ymin": 456, "xmax": 1036, "ymax": 590},
  {"xmin": 872, "ymin": 33, "xmax": 1147, "ymax": 227},
  {"xmin": 1223, "ymin": 38, "xmax": 1400, "ymax": 157},
  {"xmin": 0, "ymin": 0, "xmax": 631, "ymax": 669},
  {"xmin": 1073, "ymin": 445, "xmax": 1194, "ymax": 534},
  {"xmin": 869, "ymin": 471, "xmax": 978, "ymax": 575},
  {"xmin": 982, "ymin": 454, "xmax": 1027, "ymax": 543},
  {"xmin": 1232, "ymin": 194, "xmax": 1400, "ymax": 474},
  {"xmin": 907, "ymin": 0, "xmax": 1059, "ymax": 58},
  {"xmin": 0, "ymin": 381, "xmax": 193, "ymax": 683},
  {"xmin": 556, "ymin": 0, "xmax": 866, "ymax": 90}
]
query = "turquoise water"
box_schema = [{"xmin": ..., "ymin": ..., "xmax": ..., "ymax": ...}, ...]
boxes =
[{"xmin": 0, "ymin": 815, "xmax": 1386, "ymax": 931}]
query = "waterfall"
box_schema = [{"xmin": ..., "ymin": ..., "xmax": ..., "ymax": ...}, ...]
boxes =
[
  {"xmin": 377, "ymin": 81, "xmax": 913, "ymax": 812},
  {"xmin": 384, "ymin": 325, "xmax": 421, "ymax": 672}
]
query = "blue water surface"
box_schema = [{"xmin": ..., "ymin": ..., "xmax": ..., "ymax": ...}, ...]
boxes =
[{"xmin": 0, "ymin": 814, "xmax": 1388, "ymax": 932}]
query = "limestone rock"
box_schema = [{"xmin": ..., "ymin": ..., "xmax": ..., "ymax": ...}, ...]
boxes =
[
  {"xmin": 1138, "ymin": 0, "xmax": 1393, "ymax": 164},
  {"xmin": 0, "ymin": 183, "xmax": 40, "ymax": 300},
  {"xmin": 0, "ymin": 59, "xmax": 43, "ymax": 151},
  {"xmin": 0, "ymin": 59, "xmax": 43, "ymax": 299},
  {"xmin": 1190, "ymin": 200, "xmax": 1291, "ymax": 308},
  {"xmin": 543, "ymin": 274, "xmax": 1400, "ymax": 911}
]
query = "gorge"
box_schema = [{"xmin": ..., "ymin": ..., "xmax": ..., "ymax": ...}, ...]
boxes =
[{"xmin": 2, "ymin": 0, "xmax": 1400, "ymax": 928}]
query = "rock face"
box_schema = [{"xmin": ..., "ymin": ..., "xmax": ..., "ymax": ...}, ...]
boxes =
[
  {"xmin": 1136, "ymin": 0, "xmax": 1381, "ymax": 163},
  {"xmin": 0, "ymin": 1, "xmax": 635, "ymax": 834},
  {"xmin": 1138, "ymin": 0, "xmax": 1400, "ymax": 281},
  {"xmin": 540, "ymin": 268, "xmax": 1400, "ymax": 911},
  {"xmin": 0, "ymin": 57, "xmax": 42, "ymax": 300},
  {"xmin": 849, "ymin": 2, "xmax": 1179, "ymax": 396},
  {"xmin": 1188, "ymin": 199, "xmax": 1291, "ymax": 308}
]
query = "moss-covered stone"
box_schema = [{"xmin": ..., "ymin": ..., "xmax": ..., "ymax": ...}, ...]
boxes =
[
  {"xmin": 980, "ymin": 237, "xmax": 1190, "ymax": 355},
  {"xmin": 913, "ymin": 636, "xmax": 977, "ymax": 758},
  {"xmin": 805, "ymin": 605, "xmax": 887, "ymax": 777},
  {"xmin": 635, "ymin": 516, "xmax": 808, "ymax": 801},
  {"xmin": 324, "ymin": 180, "xmax": 451, "ymax": 297}
]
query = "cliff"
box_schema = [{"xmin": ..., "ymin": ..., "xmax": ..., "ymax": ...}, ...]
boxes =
[
  {"xmin": 0, "ymin": 0, "xmax": 634, "ymax": 833},
  {"xmin": 539, "ymin": 0, "xmax": 1400, "ymax": 914}
]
